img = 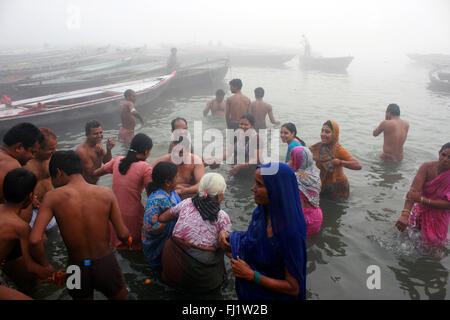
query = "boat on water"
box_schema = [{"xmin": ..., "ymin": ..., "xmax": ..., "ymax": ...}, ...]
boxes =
[
  {"xmin": 0, "ymin": 72, "xmax": 175, "ymax": 128},
  {"xmin": 299, "ymin": 55, "xmax": 354, "ymax": 72},
  {"xmin": 168, "ymin": 58, "xmax": 230, "ymax": 89},
  {"xmin": 298, "ymin": 35, "xmax": 353, "ymax": 72},
  {"xmin": 428, "ymin": 68, "xmax": 450, "ymax": 93}
]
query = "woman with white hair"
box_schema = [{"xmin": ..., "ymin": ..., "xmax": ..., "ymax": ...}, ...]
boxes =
[{"xmin": 154, "ymin": 172, "xmax": 232, "ymax": 293}]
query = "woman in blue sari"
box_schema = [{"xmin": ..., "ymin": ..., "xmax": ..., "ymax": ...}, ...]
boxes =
[{"xmin": 219, "ymin": 162, "xmax": 307, "ymax": 300}]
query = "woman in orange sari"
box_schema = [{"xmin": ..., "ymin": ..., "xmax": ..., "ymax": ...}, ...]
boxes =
[{"xmin": 310, "ymin": 120, "xmax": 361, "ymax": 201}]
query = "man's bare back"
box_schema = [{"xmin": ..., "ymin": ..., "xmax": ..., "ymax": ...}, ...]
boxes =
[
  {"xmin": 250, "ymin": 100, "xmax": 279, "ymax": 129},
  {"xmin": 226, "ymin": 92, "xmax": 251, "ymax": 125},
  {"xmin": 373, "ymin": 118, "xmax": 409, "ymax": 162},
  {"xmin": 32, "ymin": 176, "xmax": 129, "ymax": 260}
]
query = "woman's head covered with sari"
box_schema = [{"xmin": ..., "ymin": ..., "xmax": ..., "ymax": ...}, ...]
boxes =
[
  {"xmin": 230, "ymin": 162, "xmax": 307, "ymax": 300},
  {"xmin": 290, "ymin": 146, "xmax": 321, "ymax": 207},
  {"xmin": 310, "ymin": 119, "xmax": 342, "ymax": 175}
]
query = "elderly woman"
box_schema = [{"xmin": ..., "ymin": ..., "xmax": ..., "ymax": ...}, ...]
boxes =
[
  {"xmin": 155, "ymin": 173, "xmax": 232, "ymax": 293},
  {"xmin": 395, "ymin": 142, "xmax": 450, "ymax": 245},
  {"xmin": 310, "ymin": 120, "xmax": 361, "ymax": 201},
  {"xmin": 220, "ymin": 162, "xmax": 307, "ymax": 300},
  {"xmin": 288, "ymin": 146, "xmax": 323, "ymax": 237}
]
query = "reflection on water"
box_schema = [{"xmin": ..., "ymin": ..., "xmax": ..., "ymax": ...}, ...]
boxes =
[{"xmin": 388, "ymin": 256, "xmax": 448, "ymax": 300}]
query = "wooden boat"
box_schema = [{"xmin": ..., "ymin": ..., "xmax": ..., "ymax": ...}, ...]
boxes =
[
  {"xmin": 168, "ymin": 58, "xmax": 230, "ymax": 89},
  {"xmin": 428, "ymin": 68, "xmax": 450, "ymax": 93},
  {"xmin": 0, "ymin": 72, "xmax": 175, "ymax": 128},
  {"xmin": 299, "ymin": 55, "xmax": 353, "ymax": 72}
]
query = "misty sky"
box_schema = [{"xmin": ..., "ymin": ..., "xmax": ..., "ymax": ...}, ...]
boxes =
[{"xmin": 1, "ymin": 0, "xmax": 449, "ymax": 57}]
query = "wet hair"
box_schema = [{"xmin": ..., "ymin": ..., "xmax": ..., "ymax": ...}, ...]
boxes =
[
  {"xmin": 386, "ymin": 104, "xmax": 400, "ymax": 116},
  {"xmin": 146, "ymin": 161, "xmax": 178, "ymax": 195},
  {"xmin": 282, "ymin": 122, "xmax": 306, "ymax": 146},
  {"xmin": 3, "ymin": 168, "xmax": 37, "ymax": 203},
  {"xmin": 240, "ymin": 113, "xmax": 255, "ymax": 127},
  {"xmin": 215, "ymin": 89, "xmax": 225, "ymax": 97},
  {"xmin": 118, "ymin": 133, "xmax": 153, "ymax": 175},
  {"xmin": 39, "ymin": 127, "xmax": 57, "ymax": 149},
  {"xmin": 3, "ymin": 122, "xmax": 44, "ymax": 149},
  {"xmin": 85, "ymin": 120, "xmax": 101, "ymax": 135},
  {"xmin": 124, "ymin": 89, "xmax": 135, "ymax": 99},
  {"xmin": 49, "ymin": 150, "xmax": 83, "ymax": 177},
  {"xmin": 254, "ymin": 87, "xmax": 264, "ymax": 98},
  {"xmin": 440, "ymin": 142, "xmax": 450, "ymax": 153},
  {"xmin": 171, "ymin": 117, "xmax": 188, "ymax": 131},
  {"xmin": 229, "ymin": 79, "xmax": 243, "ymax": 90}
]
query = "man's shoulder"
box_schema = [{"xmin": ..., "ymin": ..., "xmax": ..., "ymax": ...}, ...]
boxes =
[{"xmin": 0, "ymin": 154, "xmax": 20, "ymax": 169}]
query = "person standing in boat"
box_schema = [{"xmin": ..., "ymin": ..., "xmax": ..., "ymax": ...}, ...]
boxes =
[
  {"xmin": 301, "ymin": 35, "xmax": 311, "ymax": 57},
  {"xmin": 372, "ymin": 103, "xmax": 409, "ymax": 162},
  {"xmin": 166, "ymin": 48, "xmax": 180, "ymax": 73},
  {"xmin": 225, "ymin": 79, "xmax": 251, "ymax": 130},
  {"xmin": 75, "ymin": 120, "xmax": 115, "ymax": 185},
  {"xmin": 119, "ymin": 89, "xmax": 144, "ymax": 144},
  {"xmin": 203, "ymin": 89, "xmax": 226, "ymax": 117},
  {"xmin": 250, "ymin": 87, "xmax": 280, "ymax": 131}
]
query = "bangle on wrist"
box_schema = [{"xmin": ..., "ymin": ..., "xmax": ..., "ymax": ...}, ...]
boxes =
[
  {"xmin": 253, "ymin": 271, "xmax": 262, "ymax": 285},
  {"xmin": 401, "ymin": 209, "xmax": 411, "ymax": 217},
  {"xmin": 427, "ymin": 198, "xmax": 431, "ymax": 205}
]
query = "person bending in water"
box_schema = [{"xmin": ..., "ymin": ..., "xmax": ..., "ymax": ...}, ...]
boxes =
[
  {"xmin": 153, "ymin": 136, "xmax": 205, "ymax": 200},
  {"xmin": 373, "ymin": 103, "xmax": 409, "ymax": 162},
  {"xmin": 29, "ymin": 151, "xmax": 130, "ymax": 300},
  {"xmin": 395, "ymin": 142, "xmax": 450, "ymax": 246},
  {"xmin": 119, "ymin": 89, "xmax": 144, "ymax": 144},
  {"xmin": 75, "ymin": 120, "xmax": 115, "ymax": 184},
  {"xmin": 226, "ymin": 79, "xmax": 251, "ymax": 130},
  {"xmin": 250, "ymin": 87, "xmax": 280, "ymax": 131},
  {"xmin": 0, "ymin": 169, "xmax": 54, "ymax": 295},
  {"xmin": 203, "ymin": 89, "xmax": 226, "ymax": 117}
]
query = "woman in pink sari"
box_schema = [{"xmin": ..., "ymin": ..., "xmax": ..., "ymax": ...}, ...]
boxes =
[
  {"xmin": 288, "ymin": 146, "xmax": 323, "ymax": 237},
  {"xmin": 395, "ymin": 142, "xmax": 450, "ymax": 245}
]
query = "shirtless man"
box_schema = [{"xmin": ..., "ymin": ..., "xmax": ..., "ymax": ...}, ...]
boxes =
[
  {"xmin": 22, "ymin": 128, "xmax": 58, "ymax": 228},
  {"xmin": 29, "ymin": 151, "xmax": 130, "ymax": 300},
  {"xmin": 373, "ymin": 104, "xmax": 409, "ymax": 162},
  {"xmin": 203, "ymin": 89, "xmax": 226, "ymax": 117},
  {"xmin": 118, "ymin": 89, "xmax": 144, "ymax": 144},
  {"xmin": 225, "ymin": 79, "xmax": 251, "ymax": 130},
  {"xmin": 250, "ymin": 87, "xmax": 280, "ymax": 130},
  {"xmin": 0, "ymin": 168, "xmax": 53, "ymax": 296},
  {"xmin": 0, "ymin": 123, "xmax": 43, "ymax": 204},
  {"xmin": 153, "ymin": 137, "xmax": 205, "ymax": 200},
  {"xmin": 75, "ymin": 120, "xmax": 115, "ymax": 184}
]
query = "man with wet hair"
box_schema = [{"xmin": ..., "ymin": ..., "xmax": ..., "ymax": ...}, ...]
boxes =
[
  {"xmin": 203, "ymin": 89, "xmax": 226, "ymax": 117},
  {"xmin": 0, "ymin": 168, "xmax": 54, "ymax": 295},
  {"xmin": 373, "ymin": 103, "xmax": 409, "ymax": 162},
  {"xmin": 225, "ymin": 79, "xmax": 251, "ymax": 130},
  {"xmin": 0, "ymin": 123, "xmax": 44, "ymax": 204},
  {"xmin": 118, "ymin": 89, "xmax": 144, "ymax": 144},
  {"xmin": 29, "ymin": 151, "xmax": 130, "ymax": 300},
  {"xmin": 250, "ymin": 87, "xmax": 280, "ymax": 130},
  {"xmin": 75, "ymin": 120, "xmax": 115, "ymax": 184}
]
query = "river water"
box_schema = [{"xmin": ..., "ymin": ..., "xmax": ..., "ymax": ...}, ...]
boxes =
[{"xmin": 24, "ymin": 54, "xmax": 449, "ymax": 300}]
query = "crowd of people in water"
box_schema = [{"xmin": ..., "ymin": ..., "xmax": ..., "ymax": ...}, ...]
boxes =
[{"xmin": 0, "ymin": 77, "xmax": 448, "ymax": 301}]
